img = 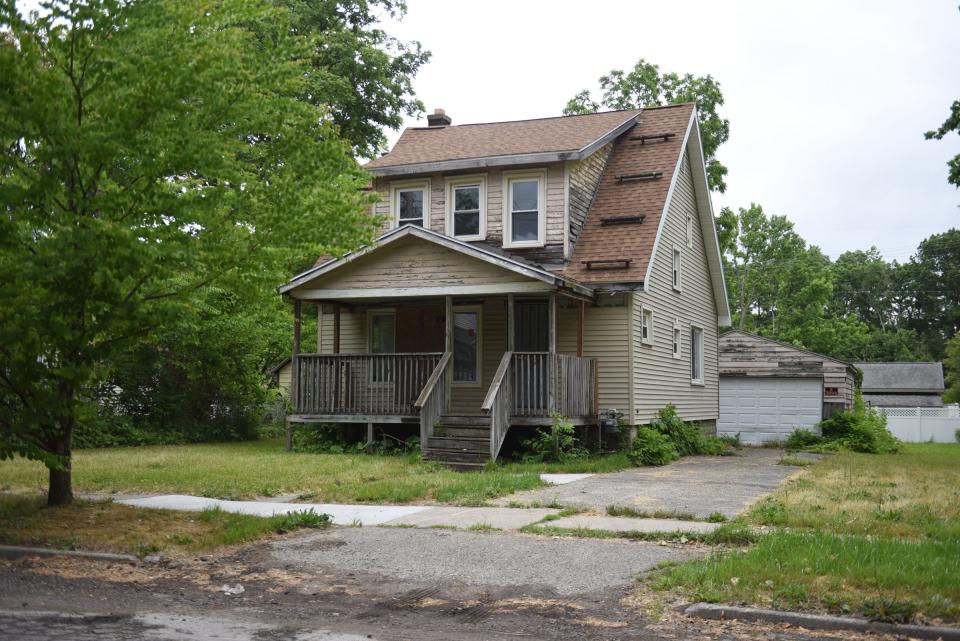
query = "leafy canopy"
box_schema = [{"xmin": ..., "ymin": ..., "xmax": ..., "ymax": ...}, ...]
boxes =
[
  {"xmin": 0, "ymin": 0, "xmax": 378, "ymax": 502},
  {"xmin": 564, "ymin": 59, "xmax": 730, "ymax": 192},
  {"xmin": 924, "ymin": 99, "xmax": 960, "ymax": 187}
]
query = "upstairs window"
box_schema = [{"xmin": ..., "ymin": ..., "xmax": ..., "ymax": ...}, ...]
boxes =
[
  {"xmin": 447, "ymin": 177, "xmax": 485, "ymax": 241},
  {"xmin": 690, "ymin": 326, "xmax": 704, "ymax": 384},
  {"xmin": 672, "ymin": 247, "xmax": 682, "ymax": 291},
  {"xmin": 504, "ymin": 171, "xmax": 545, "ymax": 247},
  {"xmin": 393, "ymin": 181, "xmax": 429, "ymax": 228}
]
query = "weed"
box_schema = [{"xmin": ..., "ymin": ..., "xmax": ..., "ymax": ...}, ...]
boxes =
[
  {"xmin": 706, "ymin": 512, "xmax": 728, "ymax": 523},
  {"xmin": 778, "ymin": 456, "xmax": 814, "ymax": 467},
  {"xmin": 862, "ymin": 597, "xmax": 918, "ymax": 624},
  {"xmin": 167, "ymin": 533, "xmax": 194, "ymax": 545},
  {"xmin": 272, "ymin": 509, "xmax": 331, "ymax": 533},
  {"xmin": 466, "ymin": 523, "xmax": 501, "ymax": 532},
  {"xmin": 606, "ymin": 505, "xmax": 696, "ymax": 521}
]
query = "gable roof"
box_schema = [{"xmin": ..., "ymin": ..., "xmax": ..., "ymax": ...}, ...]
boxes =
[
  {"xmin": 854, "ymin": 362, "xmax": 945, "ymax": 393},
  {"xmin": 562, "ymin": 104, "xmax": 731, "ymax": 325},
  {"xmin": 279, "ymin": 224, "xmax": 594, "ymax": 299},
  {"xmin": 365, "ymin": 109, "xmax": 641, "ymax": 176},
  {"xmin": 721, "ymin": 330, "xmax": 857, "ymax": 372}
]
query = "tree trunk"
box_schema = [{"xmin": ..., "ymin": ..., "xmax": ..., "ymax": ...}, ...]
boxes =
[{"xmin": 46, "ymin": 422, "xmax": 74, "ymax": 506}]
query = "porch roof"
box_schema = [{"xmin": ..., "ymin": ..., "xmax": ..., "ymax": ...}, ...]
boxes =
[{"xmin": 279, "ymin": 225, "xmax": 594, "ymax": 301}]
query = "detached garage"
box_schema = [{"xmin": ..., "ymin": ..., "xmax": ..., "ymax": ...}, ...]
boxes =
[{"xmin": 718, "ymin": 331, "xmax": 857, "ymax": 444}]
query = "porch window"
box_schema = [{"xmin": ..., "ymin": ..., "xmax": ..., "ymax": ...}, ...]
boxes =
[
  {"xmin": 504, "ymin": 172, "xmax": 545, "ymax": 247},
  {"xmin": 448, "ymin": 177, "xmax": 485, "ymax": 240},
  {"xmin": 690, "ymin": 326, "xmax": 703, "ymax": 384},
  {"xmin": 393, "ymin": 182, "xmax": 428, "ymax": 227},
  {"xmin": 369, "ymin": 311, "xmax": 396, "ymax": 382},
  {"xmin": 453, "ymin": 310, "xmax": 479, "ymax": 383}
]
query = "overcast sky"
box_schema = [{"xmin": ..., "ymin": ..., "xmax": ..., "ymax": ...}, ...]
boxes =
[{"xmin": 383, "ymin": 0, "xmax": 960, "ymax": 261}]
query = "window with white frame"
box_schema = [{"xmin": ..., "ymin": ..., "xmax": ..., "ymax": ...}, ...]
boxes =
[
  {"xmin": 672, "ymin": 247, "xmax": 682, "ymax": 291},
  {"xmin": 393, "ymin": 182, "xmax": 428, "ymax": 228},
  {"xmin": 672, "ymin": 319, "xmax": 681, "ymax": 358},
  {"xmin": 504, "ymin": 172, "xmax": 544, "ymax": 247},
  {"xmin": 690, "ymin": 326, "xmax": 704, "ymax": 383},
  {"xmin": 447, "ymin": 178, "xmax": 484, "ymax": 240},
  {"xmin": 641, "ymin": 307, "xmax": 653, "ymax": 345},
  {"xmin": 369, "ymin": 311, "xmax": 396, "ymax": 382},
  {"xmin": 453, "ymin": 309, "xmax": 480, "ymax": 383}
]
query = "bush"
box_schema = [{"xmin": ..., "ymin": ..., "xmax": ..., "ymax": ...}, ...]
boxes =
[
  {"xmin": 521, "ymin": 413, "xmax": 588, "ymax": 463},
  {"xmin": 649, "ymin": 405, "xmax": 707, "ymax": 456},
  {"xmin": 293, "ymin": 424, "xmax": 418, "ymax": 455},
  {"xmin": 629, "ymin": 427, "xmax": 679, "ymax": 466},
  {"xmin": 817, "ymin": 394, "xmax": 901, "ymax": 454},
  {"xmin": 785, "ymin": 428, "xmax": 823, "ymax": 450},
  {"xmin": 955, "ymin": 428, "xmax": 960, "ymax": 444}
]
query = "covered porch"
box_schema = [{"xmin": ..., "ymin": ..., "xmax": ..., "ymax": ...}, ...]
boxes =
[{"xmin": 279, "ymin": 227, "xmax": 599, "ymax": 465}]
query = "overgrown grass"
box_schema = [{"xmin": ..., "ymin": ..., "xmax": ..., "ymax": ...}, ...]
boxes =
[
  {"xmin": 498, "ymin": 452, "xmax": 632, "ymax": 474},
  {"xmin": 0, "ymin": 495, "xmax": 329, "ymax": 557},
  {"xmin": 0, "ymin": 439, "xmax": 626, "ymax": 505},
  {"xmin": 646, "ymin": 443, "xmax": 960, "ymax": 623},
  {"xmin": 520, "ymin": 521, "xmax": 756, "ymax": 545},
  {"xmin": 648, "ymin": 530, "xmax": 960, "ymax": 622}
]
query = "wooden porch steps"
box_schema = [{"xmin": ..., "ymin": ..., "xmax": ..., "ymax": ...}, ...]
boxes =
[{"xmin": 424, "ymin": 415, "xmax": 492, "ymax": 470}]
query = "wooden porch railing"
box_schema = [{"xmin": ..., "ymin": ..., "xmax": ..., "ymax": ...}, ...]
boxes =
[
  {"xmin": 293, "ymin": 353, "xmax": 443, "ymax": 415},
  {"xmin": 481, "ymin": 352, "xmax": 514, "ymax": 459},
  {"xmin": 414, "ymin": 352, "xmax": 452, "ymax": 444},
  {"xmin": 510, "ymin": 352, "xmax": 597, "ymax": 418}
]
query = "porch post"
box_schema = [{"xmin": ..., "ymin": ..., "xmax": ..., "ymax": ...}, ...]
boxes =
[
  {"xmin": 507, "ymin": 294, "xmax": 515, "ymax": 352},
  {"xmin": 316, "ymin": 304, "xmax": 323, "ymax": 352},
  {"xmin": 548, "ymin": 292, "xmax": 556, "ymax": 414},
  {"xmin": 445, "ymin": 295, "xmax": 453, "ymax": 412},
  {"xmin": 333, "ymin": 303, "xmax": 341, "ymax": 354},
  {"xmin": 287, "ymin": 299, "xmax": 302, "ymax": 452},
  {"xmin": 577, "ymin": 300, "xmax": 585, "ymax": 357}
]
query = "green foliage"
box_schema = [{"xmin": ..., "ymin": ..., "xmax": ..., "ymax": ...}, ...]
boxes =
[
  {"xmin": 521, "ymin": 414, "xmax": 588, "ymax": 463},
  {"xmin": 785, "ymin": 428, "xmax": 823, "ymax": 450},
  {"xmin": 628, "ymin": 427, "xmax": 679, "ymax": 467},
  {"xmin": 0, "ymin": 0, "xmax": 380, "ymax": 502},
  {"xmin": 648, "ymin": 405, "xmax": 707, "ymax": 457},
  {"xmin": 945, "ymin": 333, "xmax": 960, "ymax": 404},
  {"xmin": 272, "ymin": 508, "xmax": 331, "ymax": 533},
  {"xmin": 279, "ymin": 0, "xmax": 430, "ymax": 158},
  {"xmin": 293, "ymin": 424, "xmax": 417, "ymax": 455},
  {"xmin": 924, "ymin": 99, "xmax": 960, "ymax": 187},
  {"xmin": 564, "ymin": 58, "xmax": 730, "ymax": 192},
  {"xmin": 819, "ymin": 395, "xmax": 901, "ymax": 454}
]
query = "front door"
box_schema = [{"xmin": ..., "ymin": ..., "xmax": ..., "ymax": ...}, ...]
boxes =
[{"xmin": 514, "ymin": 300, "xmax": 548, "ymax": 412}]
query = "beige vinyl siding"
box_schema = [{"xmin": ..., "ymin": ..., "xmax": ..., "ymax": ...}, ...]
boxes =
[
  {"xmin": 296, "ymin": 236, "xmax": 537, "ymax": 293},
  {"xmin": 557, "ymin": 296, "xmax": 631, "ymax": 413},
  {"xmin": 718, "ymin": 331, "xmax": 855, "ymax": 408},
  {"xmin": 317, "ymin": 307, "xmax": 365, "ymax": 353},
  {"xmin": 632, "ymin": 150, "xmax": 719, "ymax": 424},
  {"xmin": 371, "ymin": 163, "xmax": 567, "ymax": 254},
  {"xmin": 276, "ymin": 361, "xmax": 292, "ymax": 395}
]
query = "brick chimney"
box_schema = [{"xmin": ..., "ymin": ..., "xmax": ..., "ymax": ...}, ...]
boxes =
[{"xmin": 427, "ymin": 108, "xmax": 452, "ymax": 127}]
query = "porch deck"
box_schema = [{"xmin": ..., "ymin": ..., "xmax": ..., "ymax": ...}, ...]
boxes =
[{"xmin": 287, "ymin": 350, "xmax": 598, "ymax": 465}]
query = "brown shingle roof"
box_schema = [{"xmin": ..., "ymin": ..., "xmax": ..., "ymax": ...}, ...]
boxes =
[
  {"xmin": 562, "ymin": 103, "xmax": 694, "ymax": 285},
  {"xmin": 365, "ymin": 109, "xmax": 642, "ymax": 170}
]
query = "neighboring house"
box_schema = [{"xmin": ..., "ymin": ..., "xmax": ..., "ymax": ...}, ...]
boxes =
[
  {"xmin": 855, "ymin": 362, "xmax": 945, "ymax": 408},
  {"xmin": 717, "ymin": 331, "xmax": 857, "ymax": 444},
  {"xmin": 270, "ymin": 357, "xmax": 292, "ymax": 392},
  {"xmin": 277, "ymin": 105, "xmax": 730, "ymax": 467}
]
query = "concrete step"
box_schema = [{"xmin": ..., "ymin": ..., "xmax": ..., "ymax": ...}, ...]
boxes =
[{"xmin": 426, "ymin": 436, "xmax": 489, "ymax": 453}]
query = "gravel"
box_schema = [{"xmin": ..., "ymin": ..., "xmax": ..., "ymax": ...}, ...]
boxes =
[{"xmin": 269, "ymin": 527, "xmax": 700, "ymax": 595}]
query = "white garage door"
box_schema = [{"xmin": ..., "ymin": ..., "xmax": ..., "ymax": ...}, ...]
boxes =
[{"xmin": 718, "ymin": 377, "xmax": 822, "ymax": 444}]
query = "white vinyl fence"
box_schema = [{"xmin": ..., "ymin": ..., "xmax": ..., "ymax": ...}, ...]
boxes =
[{"xmin": 877, "ymin": 405, "xmax": 960, "ymax": 443}]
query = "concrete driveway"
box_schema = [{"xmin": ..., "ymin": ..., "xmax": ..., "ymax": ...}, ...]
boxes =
[{"xmin": 497, "ymin": 448, "xmax": 799, "ymax": 518}]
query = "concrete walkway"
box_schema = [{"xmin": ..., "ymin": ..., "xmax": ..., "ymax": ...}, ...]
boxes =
[
  {"xmin": 544, "ymin": 514, "xmax": 721, "ymax": 534},
  {"xmin": 495, "ymin": 448, "xmax": 798, "ymax": 518}
]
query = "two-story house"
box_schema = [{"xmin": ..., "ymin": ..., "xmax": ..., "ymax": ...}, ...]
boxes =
[{"xmin": 278, "ymin": 104, "xmax": 730, "ymax": 467}]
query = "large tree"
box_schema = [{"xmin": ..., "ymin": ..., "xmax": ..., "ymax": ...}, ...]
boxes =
[
  {"xmin": 925, "ymin": 99, "xmax": 960, "ymax": 187},
  {"xmin": 897, "ymin": 229, "xmax": 960, "ymax": 359},
  {"xmin": 281, "ymin": 0, "xmax": 430, "ymax": 158},
  {"xmin": 0, "ymin": 0, "xmax": 378, "ymax": 505},
  {"xmin": 564, "ymin": 59, "xmax": 730, "ymax": 192}
]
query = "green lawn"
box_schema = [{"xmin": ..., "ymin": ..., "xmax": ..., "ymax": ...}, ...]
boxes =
[
  {"xmin": 646, "ymin": 444, "xmax": 960, "ymax": 623},
  {"xmin": 0, "ymin": 494, "xmax": 330, "ymax": 557},
  {"xmin": 0, "ymin": 439, "xmax": 629, "ymax": 506}
]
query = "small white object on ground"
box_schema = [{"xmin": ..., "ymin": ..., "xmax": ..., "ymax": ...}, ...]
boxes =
[
  {"xmin": 539, "ymin": 473, "xmax": 593, "ymax": 485},
  {"xmin": 221, "ymin": 584, "xmax": 244, "ymax": 595}
]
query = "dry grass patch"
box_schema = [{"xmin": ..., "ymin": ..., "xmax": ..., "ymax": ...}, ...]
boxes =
[
  {"xmin": 747, "ymin": 444, "xmax": 960, "ymax": 538},
  {"xmin": 0, "ymin": 494, "xmax": 326, "ymax": 557}
]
